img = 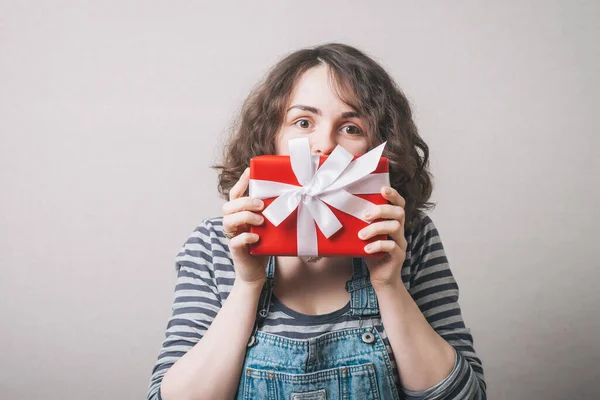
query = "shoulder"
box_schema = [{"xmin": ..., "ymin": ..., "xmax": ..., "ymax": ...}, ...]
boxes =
[
  {"xmin": 403, "ymin": 212, "xmax": 450, "ymax": 284},
  {"xmin": 172, "ymin": 218, "xmax": 234, "ymax": 310},
  {"xmin": 405, "ymin": 211, "xmax": 440, "ymax": 250},
  {"xmin": 189, "ymin": 216, "xmax": 226, "ymax": 239},
  {"xmin": 180, "ymin": 217, "xmax": 228, "ymax": 248},
  {"xmin": 174, "ymin": 217, "xmax": 232, "ymax": 272}
]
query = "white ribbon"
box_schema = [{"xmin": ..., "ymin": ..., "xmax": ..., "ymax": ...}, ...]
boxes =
[{"xmin": 249, "ymin": 138, "xmax": 389, "ymax": 256}]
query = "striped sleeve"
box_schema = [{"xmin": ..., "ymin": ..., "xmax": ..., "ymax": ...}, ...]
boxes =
[
  {"xmin": 146, "ymin": 219, "xmax": 225, "ymax": 400},
  {"xmin": 402, "ymin": 215, "xmax": 487, "ymax": 400}
]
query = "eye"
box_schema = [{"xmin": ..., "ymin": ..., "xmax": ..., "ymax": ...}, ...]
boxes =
[
  {"xmin": 294, "ymin": 119, "xmax": 312, "ymax": 129},
  {"xmin": 341, "ymin": 125, "xmax": 362, "ymax": 135}
]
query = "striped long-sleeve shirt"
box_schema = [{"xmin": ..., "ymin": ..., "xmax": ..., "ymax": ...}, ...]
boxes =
[{"xmin": 147, "ymin": 213, "xmax": 486, "ymax": 399}]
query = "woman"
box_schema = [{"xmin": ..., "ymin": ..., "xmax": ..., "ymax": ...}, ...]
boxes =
[{"xmin": 147, "ymin": 43, "xmax": 486, "ymax": 400}]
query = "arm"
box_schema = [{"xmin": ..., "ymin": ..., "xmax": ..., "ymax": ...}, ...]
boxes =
[
  {"xmin": 377, "ymin": 215, "xmax": 486, "ymax": 399},
  {"xmin": 376, "ymin": 274, "xmax": 457, "ymax": 392},
  {"xmin": 146, "ymin": 220, "xmax": 264, "ymax": 400},
  {"xmin": 161, "ymin": 278, "xmax": 263, "ymax": 400}
]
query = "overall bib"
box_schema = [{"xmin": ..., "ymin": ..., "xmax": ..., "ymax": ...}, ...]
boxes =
[{"xmin": 235, "ymin": 257, "xmax": 400, "ymax": 400}]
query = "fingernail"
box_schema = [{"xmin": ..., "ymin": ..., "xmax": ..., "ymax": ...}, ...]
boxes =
[
  {"xmin": 363, "ymin": 211, "xmax": 372, "ymax": 219},
  {"xmin": 255, "ymin": 215, "xmax": 264, "ymax": 223},
  {"xmin": 253, "ymin": 199, "xmax": 263, "ymax": 208},
  {"xmin": 383, "ymin": 187, "xmax": 392, "ymax": 195},
  {"xmin": 358, "ymin": 230, "xmax": 366, "ymax": 239},
  {"xmin": 364, "ymin": 244, "xmax": 373, "ymax": 252}
]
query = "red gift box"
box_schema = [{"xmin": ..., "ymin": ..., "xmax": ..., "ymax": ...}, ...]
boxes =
[{"xmin": 248, "ymin": 154, "xmax": 389, "ymax": 257}]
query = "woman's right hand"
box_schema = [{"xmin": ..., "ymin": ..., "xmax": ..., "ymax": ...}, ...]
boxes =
[{"xmin": 222, "ymin": 167, "xmax": 269, "ymax": 285}]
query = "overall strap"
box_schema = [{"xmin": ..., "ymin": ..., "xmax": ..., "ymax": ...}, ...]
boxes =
[
  {"xmin": 247, "ymin": 256, "xmax": 276, "ymax": 347},
  {"xmin": 257, "ymin": 256, "xmax": 276, "ymax": 319},
  {"xmin": 345, "ymin": 258, "xmax": 380, "ymax": 317}
]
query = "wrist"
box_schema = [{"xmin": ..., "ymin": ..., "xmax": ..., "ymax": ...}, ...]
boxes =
[
  {"xmin": 233, "ymin": 276, "xmax": 266, "ymax": 293},
  {"xmin": 372, "ymin": 275, "xmax": 405, "ymax": 295}
]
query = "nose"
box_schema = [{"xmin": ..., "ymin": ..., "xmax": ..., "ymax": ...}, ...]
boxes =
[{"xmin": 310, "ymin": 128, "xmax": 337, "ymax": 156}]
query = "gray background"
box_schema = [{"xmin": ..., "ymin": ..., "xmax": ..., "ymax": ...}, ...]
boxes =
[{"xmin": 1, "ymin": 1, "xmax": 598, "ymax": 399}]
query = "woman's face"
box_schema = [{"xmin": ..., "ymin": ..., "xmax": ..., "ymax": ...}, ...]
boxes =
[{"xmin": 276, "ymin": 65, "xmax": 370, "ymax": 156}]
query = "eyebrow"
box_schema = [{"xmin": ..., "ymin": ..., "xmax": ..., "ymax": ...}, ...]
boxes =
[
  {"xmin": 287, "ymin": 105, "xmax": 321, "ymax": 115},
  {"xmin": 287, "ymin": 105, "xmax": 360, "ymax": 119},
  {"xmin": 341, "ymin": 111, "xmax": 360, "ymax": 118}
]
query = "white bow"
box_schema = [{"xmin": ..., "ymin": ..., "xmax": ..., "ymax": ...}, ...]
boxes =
[{"xmin": 249, "ymin": 138, "xmax": 389, "ymax": 256}]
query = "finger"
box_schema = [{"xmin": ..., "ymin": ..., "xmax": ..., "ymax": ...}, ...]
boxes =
[
  {"xmin": 222, "ymin": 197, "xmax": 264, "ymax": 216},
  {"xmin": 381, "ymin": 186, "xmax": 406, "ymax": 208},
  {"xmin": 228, "ymin": 232, "xmax": 260, "ymax": 258},
  {"xmin": 358, "ymin": 220, "xmax": 402, "ymax": 241},
  {"xmin": 364, "ymin": 239, "xmax": 403, "ymax": 255},
  {"xmin": 222, "ymin": 211, "xmax": 264, "ymax": 234},
  {"xmin": 361, "ymin": 212, "xmax": 406, "ymax": 247},
  {"xmin": 229, "ymin": 167, "xmax": 250, "ymax": 201},
  {"xmin": 364, "ymin": 204, "xmax": 405, "ymax": 223}
]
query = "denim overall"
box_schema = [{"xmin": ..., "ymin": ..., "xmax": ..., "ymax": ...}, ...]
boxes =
[{"xmin": 235, "ymin": 257, "xmax": 400, "ymax": 400}]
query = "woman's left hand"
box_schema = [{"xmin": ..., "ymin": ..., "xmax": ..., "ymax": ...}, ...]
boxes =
[{"xmin": 358, "ymin": 186, "xmax": 408, "ymax": 291}]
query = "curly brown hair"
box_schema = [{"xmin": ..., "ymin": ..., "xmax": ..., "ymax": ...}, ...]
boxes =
[{"xmin": 214, "ymin": 43, "xmax": 435, "ymax": 231}]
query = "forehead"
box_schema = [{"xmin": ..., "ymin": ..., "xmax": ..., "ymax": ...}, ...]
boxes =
[{"xmin": 288, "ymin": 65, "xmax": 357, "ymax": 111}]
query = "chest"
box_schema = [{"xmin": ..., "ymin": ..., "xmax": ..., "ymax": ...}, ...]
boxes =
[{"xmin": 273, "ymin": 277, "xmax": 351, "ymax": 315}]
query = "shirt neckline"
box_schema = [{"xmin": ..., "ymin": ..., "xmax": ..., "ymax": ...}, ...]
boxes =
[{"xmin": 271, "ymin": 294, "xmax": 351, "ymax": 323}]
